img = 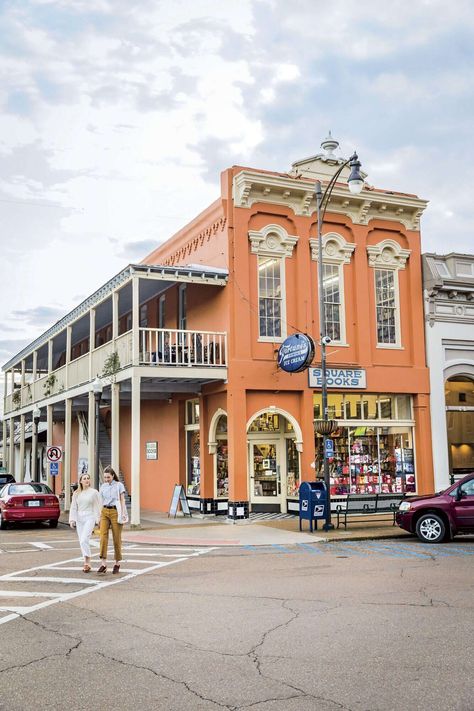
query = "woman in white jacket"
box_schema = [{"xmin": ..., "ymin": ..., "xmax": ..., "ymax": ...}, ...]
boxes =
[{"xmin": 69, "ymin": 473, "xmax": 101, "ymax": 573}]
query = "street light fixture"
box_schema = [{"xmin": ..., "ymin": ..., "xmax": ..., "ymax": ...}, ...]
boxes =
[
  {"xmin": 92, "ymin": 376, "xmax": 103, "ymax": 489},
  {"xmin": 32, "ymin": 405, "xmax": 41, "ymax": 483},
  {"xmin": 315, "ymin": 149, "xmax": 365, "ymax": 530}
]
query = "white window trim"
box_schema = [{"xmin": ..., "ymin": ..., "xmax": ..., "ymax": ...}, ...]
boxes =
[
  {"xmin": 309, "ymin": 232, "xmax": 355, "ymax": 346},
  {"xmin": 367, "ymin": 239, "xmax": 410, "ymax": 349},
  {"xmin": 249, "ymin": 224, "xmax": 297, "ymax": 343}
]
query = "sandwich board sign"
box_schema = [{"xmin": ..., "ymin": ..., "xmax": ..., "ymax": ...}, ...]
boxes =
[{"xmin": 168, "ymin": 484, "xmax": 192, "ymax": 518}]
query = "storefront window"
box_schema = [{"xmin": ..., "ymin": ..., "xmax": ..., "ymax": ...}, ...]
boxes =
[
  {"xmin": 362, "ymin": 395, "xmax": 378, "ymax": 419},
  {"xmin": 286, "ymin": 439, "xmax": 300, "ymax": 496},
  {"xmin": 216, "ymin": 439, "xmax": 228, "ymax": 498},
  {"xmin": 315, "ymin": 425, "xmax": 416, "ymax": 496},
  {"xmin": 327, "ymin": 393, "xmax": 344, "ymax": 419},
  {"xmin": 186, "ymin": 399, "xmax": 200, "ymax": 425},
  {"xmin": 187, "ymin": 430, "xmax": 200, "ymax": 495},
  {"xmin": 249, "ymin": 412, "xmax": 280, "ymax": 432},
  {"xmin": 379, "ymin": 396, "xmax": 393, "ymax": 419},
  {"xmin": 395, "ymin": 395, "xmax": 411, "ymax": 420}
]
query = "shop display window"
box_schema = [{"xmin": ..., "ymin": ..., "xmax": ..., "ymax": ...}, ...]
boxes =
[
  {"xmin": 249, "ymin": 412, "xmax": 280, "ymax": 432},
  {"xmin": 252, "ymin": 443, "xmax": 278, "ymax": 497},
  {"xmin": 315, "ymin": 425, "xmax": 416, "ymax": 496},
  {"xmin": 186, "ymin": 399, "xmax": 200, "ymax": 425},
  {"xmin": 216, "ymin": 439, "xmax": 228, "ymax": 498},
  {"xmin": 186, "ymin": 430, "xmax": 201, "ymax": 495},
  {"xmin": 286, "ymin": 439, "xmax": 300, "ymax": 496}
]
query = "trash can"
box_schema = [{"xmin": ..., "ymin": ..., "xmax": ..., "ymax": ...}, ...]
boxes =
[{"xmin": 299, "ymin": 481, "xmax": 327, "ymax": 532}]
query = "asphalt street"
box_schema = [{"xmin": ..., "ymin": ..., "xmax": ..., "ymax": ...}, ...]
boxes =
[{"xmin": 0, "ymin": 526, "xmax": 473, "ymax": 711}]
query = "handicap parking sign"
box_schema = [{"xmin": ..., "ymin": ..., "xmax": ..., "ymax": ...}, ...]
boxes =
[
  {"xmin": 49, "ymin": 462, "xmax": 59, "ymax": 477},
  {"xmin": 324, "ymin": 439, "xmax": 334, "ymax": 458}
]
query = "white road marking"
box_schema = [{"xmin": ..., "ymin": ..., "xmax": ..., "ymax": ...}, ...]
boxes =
[
  {"xmin": 29, "ymin": 542, "xmax": 53, "ymax": 550},
  {"xmin": 0, "ymin": 546, "xmax": 216, "ymax": 626}
]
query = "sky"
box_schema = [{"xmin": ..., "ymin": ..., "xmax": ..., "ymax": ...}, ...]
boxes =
[{"xmin": 1, "ymin": 0, "xmax": 474, "ymax": 385}]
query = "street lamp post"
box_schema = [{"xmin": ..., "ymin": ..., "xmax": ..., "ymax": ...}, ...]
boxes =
[
  {"xmin": 32, "ymin": 405, "xmax": 41, "ymax": 483},
  {"xmin": 92, "ymin": 377, "xmax": 103, "ymax": 490},
  {"xmin": 315, "ymin": 151, "xmax": 365, "ymax": 530}
]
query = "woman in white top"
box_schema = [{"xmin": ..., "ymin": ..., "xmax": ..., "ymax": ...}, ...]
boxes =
[{"xmin": 69, "ymin": 473, "xmax": 101, "ymax": 573}]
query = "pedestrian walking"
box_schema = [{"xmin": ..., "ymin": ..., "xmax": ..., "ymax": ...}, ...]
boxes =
[
  {"xmin": 97, "ymin": 465, "xmax": 128, "ymax": 574},
  {"xmin": 69, "ymin": 473, "xmax": 101, "ymax": 573}
]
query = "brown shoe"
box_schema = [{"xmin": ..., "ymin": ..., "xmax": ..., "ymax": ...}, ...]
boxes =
[
  {"xmin": 97, "ymin": 565, "xmax": 107, "ymax": 574},
  {"xmin": 83, "ymin": 564, "xmax": 91, "ymax": 573},
  {"xmin": 112, "ymin": 564, "xmax": 120, "ymax": 574}
]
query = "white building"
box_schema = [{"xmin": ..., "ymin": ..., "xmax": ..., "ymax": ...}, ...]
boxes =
[{"xmin": 423, "ymin": 253, "xmax": 474, "ymax": 490}]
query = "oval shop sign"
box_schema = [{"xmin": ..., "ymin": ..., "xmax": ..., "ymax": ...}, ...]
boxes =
[{"xmin": 277, "ymin": 333, "xmax": 315, "ymax": 373}]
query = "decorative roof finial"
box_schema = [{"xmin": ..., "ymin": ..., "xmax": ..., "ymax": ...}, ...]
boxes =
[{"xmin": 320, "ymin": 131, "xmax": 339, "ymax": 158}]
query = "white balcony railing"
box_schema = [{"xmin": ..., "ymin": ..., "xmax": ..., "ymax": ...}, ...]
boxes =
[{"xmin": 139, "ymin": 328, "xmax": 227, "ymax": 367}]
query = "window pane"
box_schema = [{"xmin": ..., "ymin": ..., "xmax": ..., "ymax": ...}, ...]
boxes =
[
  {"xmin": 375, "ymin": 269, "xmax": 397, "ymax": 344},
  {"xmin": 379, "ymin": 396, "xmax": 393, "ymax": 419},
  {"xmin": 396, "ymin": 395, "xmax": 412, "ymax": 420},
  {"xmin": 323, "ymin": 263, "xmax": 341, "ymax": 341},
  {"xmin": 259, "ymin": 257, "xmax": 282, "ymax": 338}
]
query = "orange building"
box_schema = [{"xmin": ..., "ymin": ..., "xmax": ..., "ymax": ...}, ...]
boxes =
[{"xmin": 2, "ymin": 136, "xmax": 433, "ymax": 524}]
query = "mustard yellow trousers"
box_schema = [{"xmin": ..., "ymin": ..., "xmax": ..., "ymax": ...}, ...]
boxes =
[{"xmin": 99, "ymin": 507, "xmax": 122, "ymax": 562}]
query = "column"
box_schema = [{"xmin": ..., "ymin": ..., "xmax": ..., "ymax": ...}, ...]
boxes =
[
  {"xmin": 132, "ymin": 275, "xmax": 140, "ymax": 366},
  {"xmin": 19, "ymin": 414, "xmax": 25, "ymax": 483},
  {"xmin": 20, "ymin": 360, "xmax": 26, "ymax": 388},
  {"xmin": 111, "ymin": 382, "xmax": 120, "ymax": 474},
  {"xmin": 31, "ymin": 414, "xmax": 38, "ymax": 483},
  {"xmin": 65, "ymin": 325, "xmax": 72, "ymax": 389},
  {"xmin": 88, "ymin": 390, "xmax": 96, "ymax": 484},
  {"xmin": 9, "ymin": 418, "xmax": 15, "ymax": 478},
  {"xmin": 63, "ymin": 398, "xmax": 72, "ymax": 511},
  {"xmin": 32, "ymin": 351, "xmax": 38, "ymax": 382},
  {"xmin": 46, "ymin": 405, "xmax": 53, "ymax": 489},
  {"xmin": 413, "ymin": 393, "xmax": 435, "ymax": 495},
  {"xmin": 47, "ymin": 339, "xmax": 53, "ymax": 373},
  {"xmin": 226, "ymin": 387, "xmax": 249, "ymax": 521},
  {"xmin": 199, "ymin": 395, "xmax": 215, "ymax": 514},
  {"xmin": 112, "ymin": 291, "xmax": 119, "ymax": 342},
  {"xmin": 89, "ymin": 308, "xmax": 96, "ymax": 381},
  {"xmin": 130, "ymin": 375, "xmax": 141, "ymax": 527},
  {"xmin": 2, "ymin": 419, "xmax": 7, "ymax": 472}
]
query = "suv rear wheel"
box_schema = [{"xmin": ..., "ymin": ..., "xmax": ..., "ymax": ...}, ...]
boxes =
[{"xmin": 415, "ymin": 513, "xmax": 446, "ymax": 544}]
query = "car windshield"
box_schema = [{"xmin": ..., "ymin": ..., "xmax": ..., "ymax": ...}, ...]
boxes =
[
  {"xmin": 7, "ymin": 484, "xmax": 48, "ymax": 495},
  {"xmin": 30, "ymin": 483, "xmax": 53, "ymax": 494}
]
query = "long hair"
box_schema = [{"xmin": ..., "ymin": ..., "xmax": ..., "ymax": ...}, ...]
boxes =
[{"xmin": 103, "ymin": 465, "xmax": 119, "ymax": 482}]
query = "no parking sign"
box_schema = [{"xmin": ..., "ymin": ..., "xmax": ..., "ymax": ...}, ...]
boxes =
[{"xmin": 47, "ymin": 446, "xmax": 62, "ymax": 463}]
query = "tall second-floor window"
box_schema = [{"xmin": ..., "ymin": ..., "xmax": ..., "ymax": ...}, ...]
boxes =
[
  {"xmin": 258, "ymin": 256, "xmax": 283, "ymax": 339},
  {"xmin": 375, "ymin": 269, "xmax": 398, "ymax": 345},
  {"xmin": 178, "ymin": 285, "xmax": 186, "ymax": 330},
  {"xmin": 323, "ymin": 263, "xmax": 342, "ymax": 342}
]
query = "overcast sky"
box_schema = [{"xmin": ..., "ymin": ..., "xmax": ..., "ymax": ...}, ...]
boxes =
[{"xmin": 1, "ymin": 0, "xmax": 474, "ymax": 380}]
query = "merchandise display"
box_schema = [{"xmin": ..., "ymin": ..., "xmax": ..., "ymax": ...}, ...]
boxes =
[
  {"xmin": 216, "ymin": 439, "xmax": 228, "ymax": 497},
  {"xmin": 315, "ymin": 426, "xmax": 416, "ymax": 495}
]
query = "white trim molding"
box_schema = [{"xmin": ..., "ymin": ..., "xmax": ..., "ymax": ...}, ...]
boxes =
[
  {"xmin": 309, "ymin": 232, "xmax": 356, "ymax": 265},
  {"xmin": 248, "ymin": 224, "xmax": 298, "ymax": 257},
  {"xmin": 367, "ymin": 239, "xmax": 411, "ymax": 270}
]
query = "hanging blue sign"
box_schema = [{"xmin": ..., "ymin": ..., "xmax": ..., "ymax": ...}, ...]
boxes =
[
  {"xmin": 324, "ymin": 439, "xmax": 334, "ymax": 459},
  {"xmin": 277, "ymin": 333, "xmax": 315, "ymax": 373}
]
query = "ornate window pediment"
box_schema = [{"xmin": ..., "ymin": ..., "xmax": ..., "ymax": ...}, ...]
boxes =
[
  {"xmin": 309, "ymin": 232, "xmax": 356, "ymax": 265},
  {"xmin": 248, "ymin": 224, "xmax": 298, "ymax": 257},
  {"xmin": 367, "ymin": 239, "xmax": 411, "ymax": 270}
]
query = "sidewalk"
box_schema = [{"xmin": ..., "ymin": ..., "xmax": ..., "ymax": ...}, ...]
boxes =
[
  {"xmin": 60, "ymin": 510, "xmax": 410, "ymax": 546},
  {"xmin": 124, "ymin": 511, "xmax": 411, "ymax": 547}
]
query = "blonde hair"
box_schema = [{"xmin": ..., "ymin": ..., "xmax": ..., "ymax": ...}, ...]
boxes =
[{"xmin": 76, "ymin": 472, "xmax": 92, "ymax": 493}]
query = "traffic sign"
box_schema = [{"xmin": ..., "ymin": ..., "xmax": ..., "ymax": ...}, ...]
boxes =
[
  {"xmin": 49, "ymin": 462, "xmax": 59, "ymax": 477},
  {"xmin": 47, "ymin": 446, "xmax": 62, "ymax": 463},
  {"xmin": 324, "ymin": 439, "xmax": 334, "ymax": 459}
]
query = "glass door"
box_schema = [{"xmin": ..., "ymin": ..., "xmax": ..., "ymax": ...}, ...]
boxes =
[{"xmin": 250, "ymin": 441, "xmax": 283, "ymax": 509}]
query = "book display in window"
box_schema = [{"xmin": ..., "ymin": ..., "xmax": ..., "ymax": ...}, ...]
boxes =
[{"xmin": 216, "ymin": 440, "xmax": 228, "ymax": 497}]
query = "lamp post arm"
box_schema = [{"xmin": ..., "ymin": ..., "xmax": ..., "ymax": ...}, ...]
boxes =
[{"xmin": 318, "ymin": 158, "xmax": 351, "ymax": 221}]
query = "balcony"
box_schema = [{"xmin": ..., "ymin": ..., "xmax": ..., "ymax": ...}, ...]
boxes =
[{"xmin": 139, "ymin": 328, "xmax": 227, "ymax": 368}]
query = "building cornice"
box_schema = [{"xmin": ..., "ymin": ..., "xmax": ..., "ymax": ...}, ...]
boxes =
[{"xmin": 233, "ymin": 170, "xmax": 428, "ymax": 230}]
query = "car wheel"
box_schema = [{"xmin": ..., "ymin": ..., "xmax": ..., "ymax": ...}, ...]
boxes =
[
  {"xmin": 0, "ymin": 511, "xmax": 7, "ymax": 530},
  {"xmin": 49, "ymin": 519, "xmax": 59, "ymax": 528},
  {"xmin": 415, "ymin": 513, "xmax": 446, "ymax": 544}
]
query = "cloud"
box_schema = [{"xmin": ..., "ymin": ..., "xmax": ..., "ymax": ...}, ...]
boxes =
[
  {"xmin": 117, "ymin": 239, "xmax": 162, "ymax": 261},
  {"xmin": 11, "ymin": 305, "xmax": 67, "ymax": 328}
]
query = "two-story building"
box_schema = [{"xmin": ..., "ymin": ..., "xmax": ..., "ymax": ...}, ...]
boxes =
[{"xmin": 2, "ymin": 135, "xmax": 434, "ymax": 525}]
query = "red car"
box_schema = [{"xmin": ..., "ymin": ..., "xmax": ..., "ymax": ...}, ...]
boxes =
[
  {"xmin": 0, "ymin": 483, "xmax": 60, "ymax": 529},
  {"xmin": 396, "ymin": 473, "xmax": 474, "ymax": 543}
]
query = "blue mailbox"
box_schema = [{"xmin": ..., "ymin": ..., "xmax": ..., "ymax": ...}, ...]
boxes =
[{"xmin": 299, "ymin": 481, "xmax": 327, "ymax": 532}]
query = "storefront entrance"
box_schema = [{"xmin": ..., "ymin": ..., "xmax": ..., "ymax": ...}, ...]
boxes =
[
  {"xmin": 247, "ymin": 410, "xmax": 302, "ymax": 513},
  {"xmin": 250, "ymin": 441, "xmax": 283, "ymax": 512}
]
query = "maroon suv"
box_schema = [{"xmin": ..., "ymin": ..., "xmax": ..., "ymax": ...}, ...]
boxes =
[{"xmin": 396, "ymin": 473, "xmax": 474, "ymax": 543}]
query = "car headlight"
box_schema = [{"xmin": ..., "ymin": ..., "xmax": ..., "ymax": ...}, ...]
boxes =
[{"xmin": 398, "ymin": 501, "xmax": 411, "ymax": 512}]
